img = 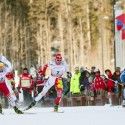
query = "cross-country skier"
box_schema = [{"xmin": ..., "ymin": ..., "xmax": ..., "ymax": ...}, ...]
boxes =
[
  {"xmin": 0, "ymin": 55, "xmax": 23, "ymax": 114},
  {"xmin": 26, "ymin": 53, "xmax": 69, "ymax": 112}
]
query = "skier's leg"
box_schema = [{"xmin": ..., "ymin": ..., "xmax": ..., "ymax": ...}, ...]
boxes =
[
  {"xmin": 25, "ymin": 76, "xmax": 55, "ymax": 110},
  {"xmin": 35, "ymin": 77, "xmax": 55, "ymax": 102},
  {"xmin": 54, "ymin": 89, "xmax": 63, "ymax": 111},
  {"xmin": 54, "ymin": 78, "xmax": 63, "ymax": 111},
  {"xmin": 1, "ymin": 82, "xmax": 23, "ymax": 114}
]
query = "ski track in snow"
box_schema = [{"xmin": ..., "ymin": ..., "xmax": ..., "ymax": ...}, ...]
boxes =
[{"xmin": 0, "ymin": 106, "xmax": 125, "ymax": 125}]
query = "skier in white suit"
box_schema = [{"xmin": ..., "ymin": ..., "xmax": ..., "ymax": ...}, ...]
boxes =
[
  {"xmin": 0, "ymin": 55, "xmax": 23, "ymax": 114},
  {"xmin": 26, "ymin": 53, "xmax": 69, "ymax": 112}
]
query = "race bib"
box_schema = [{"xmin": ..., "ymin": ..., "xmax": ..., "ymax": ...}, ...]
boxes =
[{"xmin": 21, "ymin": 79, "xmax": 31, "ymax": 88}]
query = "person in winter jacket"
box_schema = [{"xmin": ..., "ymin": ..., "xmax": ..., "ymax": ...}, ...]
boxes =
[
  {"xmin": 112, "ymin": 68, "xmax": 121, "ymax": 100},
  {"xmin": 105, "ymin": 69, "xmax": 115, "ymax": 93},
  {"xmin": 79, "ymin": 70, "xmax": 90, "ymax": 93},
  {"xmin": 70, "ymin": 67, "xmax": 81, "ymax": 94},
  {"xmin": 105, "ymin": 69, "xmax": 115, "ymax": 105},
  {"xmin": 19, "ymin": 68, "xmax": 34, "ymax": 106},
  {"xmin": 92, "ymin": 69, "xmax": 106, "ymax": 95}
]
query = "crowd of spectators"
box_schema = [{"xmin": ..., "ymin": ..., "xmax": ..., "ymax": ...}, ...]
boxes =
[{"xmin": 0, "ymin": 65, "xmax": 124, "ymax": 107}]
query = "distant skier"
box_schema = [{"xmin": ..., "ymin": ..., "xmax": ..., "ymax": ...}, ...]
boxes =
[
  {"xmin": 26, "ymin": 53, "xmax": 69, "ymax": 112},
  {"xmin": 0, "ymin": 55, "xmax": 23, "ymax": 114}
]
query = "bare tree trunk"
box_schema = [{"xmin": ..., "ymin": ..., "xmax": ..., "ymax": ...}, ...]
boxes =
[
  {"xmin": 39, "ymin": 22, "xmax": 43, "ymax": 65},
  {"xmin": 3, "ymin": 0, "xmax": 7, "ymax": 56},
  {"xmin": 79, "ymin": 18, "xmax": 84, "ymax": 66},
  {"xmin": 65, "ymin": 0, "xmax": 74, "ymax": 71},
  {"xmin": 58, "ymin": 2, "xmax": 64, "ymax": 56},
  {"xmin": 45, "ymin": 0, "xmax": 51, "ymax": 63},
  {"xmin": 86, "ymin": 2, "xmax": 91, "ymax": 50}
]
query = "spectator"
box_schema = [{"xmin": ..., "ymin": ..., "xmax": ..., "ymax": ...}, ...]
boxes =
[
  {"xmin": 80, "ymin": 66, "xmax": 84, "ymax": 73},
  {"xmin": 92, "ymin": 69, "xmax": 106, "ymax": 96},
  {"xmin": 70, "ymin": 67, "xmax": 81, "ymax": 95},
  {"xmin": 105, "ymin": 69, "xmax": 115, "ymax": 105},
  {"xmin": 89, "ymin": 66, "xmax": 96, "ymax": 83},
  {"xmin": 112, "ymin": 67, "xmax": 122, "ymax": 104},
  {"xmin": 18, "ymin": 68, "xmax": 34, "ymax": 106},
  {"xmin": 79, "ymin": 70, "xmax": 90, "ymax": 93}
]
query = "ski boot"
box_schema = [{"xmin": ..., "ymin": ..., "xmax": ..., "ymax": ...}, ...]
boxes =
[
  {"xmin": 54, "ymin": 105, "xmax": 59, "ymax": 112},
  {"xmin": 0, "ymin": 104, "xmax": 2, "ymax": 114},
  {"xmin": 25, "ymin": 100, "xmax": 36, "ymax": 111},
  {"xmin": 53, "ymin": 105, "xmax": 64, "ymax": 113},
  {"xmin": 13, "ymin": 106, "xmax": 23, "ymax": 114}
]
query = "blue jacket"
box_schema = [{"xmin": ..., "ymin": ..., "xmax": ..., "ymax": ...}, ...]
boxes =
[{"xmin": 120, "ymin": 71, "xmax": 125, "ymax": 84}]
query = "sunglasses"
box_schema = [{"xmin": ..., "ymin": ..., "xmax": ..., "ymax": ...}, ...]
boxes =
[{"xmin": 56, "ymin": 59, "xmax": 62, "ymax": 62}]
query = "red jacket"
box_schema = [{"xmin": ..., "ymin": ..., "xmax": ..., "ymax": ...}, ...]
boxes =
[
  {"xmin": 6, "ymin": 72, "xmax": 15, "ymax": 87},
  {"xmin": 92, "ymin": 75, "xmax": 106, "ymax": 90},
  {"xmin": 38, "ymin": 64, "xmax": 48, "ymax": 76},
  {"xmin": 6, "ymin": 72, "xmax": 14, "ymax": 80},
  {"xmin": 106, "ymin": 71, "xmax": 115, "ymax": 92},
  {"xmin": 19, "ymin": 73, "xmax": 33, "ymax": 93},
  {"xmin": 36, "ymin": 73, "xmax": 45, "ymax": 87},
  {"xmin": 36, "ymin": 65, "xmax": 48, "ymax": 87}
]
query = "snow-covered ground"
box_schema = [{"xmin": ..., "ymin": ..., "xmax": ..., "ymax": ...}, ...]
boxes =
[{"xmin": 0, "ymin": 106, "xmax": 125, "ymax": 125}]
